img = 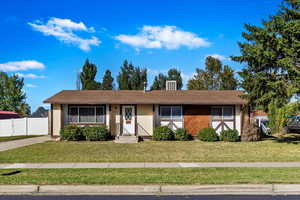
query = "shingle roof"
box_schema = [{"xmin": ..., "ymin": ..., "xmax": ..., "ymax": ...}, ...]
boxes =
[{"xmin": 44, "ymin": 90, "xmax": 247, "ymax": 105}]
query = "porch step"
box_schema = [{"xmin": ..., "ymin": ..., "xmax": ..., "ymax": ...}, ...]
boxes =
[{"xmin": 114, "ymin": 136, "xmax": 138, "ymax": 144}]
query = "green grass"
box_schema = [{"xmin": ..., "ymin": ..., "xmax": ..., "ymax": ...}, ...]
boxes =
[
  {"xmin": 0, "ymin": 168, "xmax": 300, "ymax": 185},
  {"xmin": 0, "ymin": 135, "xmax": 42, "ymax": 142},
  {"xmin": 1, "ymin": 137, "xmax": 300, "ymax": 163}
]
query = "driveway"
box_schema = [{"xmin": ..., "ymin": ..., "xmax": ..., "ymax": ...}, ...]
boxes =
[{"xmin": 0, "ymin": 136, "xmax": 51, "ymax": 152}]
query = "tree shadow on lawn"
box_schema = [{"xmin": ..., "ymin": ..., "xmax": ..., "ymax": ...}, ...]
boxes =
[{"xmin": 265, "ymin": 133, "xmax": 300, "ymax": 144}]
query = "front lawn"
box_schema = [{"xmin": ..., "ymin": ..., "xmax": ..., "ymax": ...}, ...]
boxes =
[
  {"xmin": 0, "ymin": 135, "xmax": 42, "ymax": 142},
  {"xmin": 0, "ymin": 168, "xmax": 300, "ymax": 185},
  {"xmin": 1, "ymin": 137, "xmax": 300, "ymax": 162}
]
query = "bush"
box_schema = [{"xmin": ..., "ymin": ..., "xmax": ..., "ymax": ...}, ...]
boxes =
[
  {"xmin": 60, "ymin": 125, "xmax": 84, "ymax": 141},
  {"xmin": 83, "ymin": 126, "xmax": 109, "ymax": 141},
  {"xmin": 220, "ymin": 129, "xmax": 239, "ymax": 142},
  {"xmin": 174, "ymin": 128, "xmax": 192, "ymax": 141},
  {"xmin": 153, "ymin": 126, "xmax": 174, "ymax": 141},
  {"xmin": 197, "ymin": 128, "xmax": 218, "ymax": 142}
]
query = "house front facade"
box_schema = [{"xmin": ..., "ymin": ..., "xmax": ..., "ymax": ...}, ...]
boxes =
[{"xmin": 44, "ymin": 89, "xmax": 248, "ymax": 138}]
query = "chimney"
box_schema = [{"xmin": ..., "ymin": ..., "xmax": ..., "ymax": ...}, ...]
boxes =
[{"xmin": 166, "ymin": 80, "xmax": 177, "ymax": 91}]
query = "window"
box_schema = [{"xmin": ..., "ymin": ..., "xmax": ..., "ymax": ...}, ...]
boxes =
[
  {"xmin": 212, "ymin": 106, "xmax": 234, "ymax": 120},
  {"xmin": 68, "ymin": 105, "xmax": 105, "ymax": 123},
  {"xmin": 160, "ymin": 106, "xmax": 182, "ymax": 120}
]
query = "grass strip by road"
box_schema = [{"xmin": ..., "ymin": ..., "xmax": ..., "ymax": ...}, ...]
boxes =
[
  {"xmin": 1, "ymin": 138, "xmax": 300, "ymax": 163},
  {"xmin": 0, "ymin": 135, "xmax": 42, "ymax": 142},
  {"xmin": 1, "ymin": 168, "xmax": 300, "ymax": 185}
]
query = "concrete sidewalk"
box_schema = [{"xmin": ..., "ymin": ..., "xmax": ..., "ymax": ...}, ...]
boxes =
[
  {"xmin": 0, "ymin": 136, "xmax": 51, "ymax": 152},
  {"xmin": 2, "ymin": 162, "xmax": 300, "ymax": 169},
  {"xmin": 1, "ymin": 184, "xmax": 300, "ymax": 195}
]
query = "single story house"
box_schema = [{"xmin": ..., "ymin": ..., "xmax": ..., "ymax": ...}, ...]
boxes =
[{"xmin": 44, "ymin": 86, "xmax": 248, "ymax": 139}]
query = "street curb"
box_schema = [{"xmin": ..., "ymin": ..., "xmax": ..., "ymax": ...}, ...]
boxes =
[{"xmin": 1, "ymin": 184, "xmax": 300, "ymax": 195}]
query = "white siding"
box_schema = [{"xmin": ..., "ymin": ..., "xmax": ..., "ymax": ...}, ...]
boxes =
[{"xmin": 235, "ymin": 104, "xmax": 241, "ymax": 135}]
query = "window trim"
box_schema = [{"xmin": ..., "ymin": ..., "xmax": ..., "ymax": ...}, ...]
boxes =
[
  {"xmin": 159, "ymin": 105, "xmax": 183, "ymax": 121},
  {"xmin": 211, "ymin": 106, "xmax": 234, "ymax": 121},
  {"xmin": 68, "ymin": 105, "xmax": 106, "ymax": 124}
]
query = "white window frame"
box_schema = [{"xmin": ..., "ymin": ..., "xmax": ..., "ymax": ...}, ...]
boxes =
[
  {"xmin": 211, "ymin": 106, "xmax": 234, "ymax": 121},
  {"xmin": 160, "ymin": 106, "xmax": 183, "ymax": 121},
  {"xmin": 69, "ymin": 105, "xmax": 105, "ymax": 124}
]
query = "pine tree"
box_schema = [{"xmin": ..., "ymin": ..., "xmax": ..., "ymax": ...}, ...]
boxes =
[
  {"xmin": 80, "ymin": 59, "xmax": 101, "ymax": 90},
  {"xmin": 117, "ymin": 60, "xmax": 132, "ymax": 90},
  {"xmin": 232, "ymin": 0, "xmax": 300, "ymax": 111},
  {"xmin": 187, "ymin": 56, "xmax": 237, "ymax": 90},
  {"xmin": 101, "ymin": 70, "xmax": 114, "ymax": 90},
  {"xmin": 167, "ymin": 68, "xmax": 183, "ymax": 90},
  {"xmin": 220, "ymin": 65, "xmax": 238, "ymax": 90},
  {"xmin": 117, "ymin": 60, "xmax": 147, "ymax": 90},
  {"xmin": 150, "ymin": 73, "xmax": 167, "ymax": 90}
]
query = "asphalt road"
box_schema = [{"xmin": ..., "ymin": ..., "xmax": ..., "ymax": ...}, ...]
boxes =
[{"xmin": 1, "ymin": 195, "xmax": 300, "ymax": 200}]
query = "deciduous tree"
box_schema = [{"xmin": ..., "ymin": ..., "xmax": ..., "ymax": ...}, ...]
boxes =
[{"xmin": 0, "ymin": 72, "xmax": 30, "ymax": 115}]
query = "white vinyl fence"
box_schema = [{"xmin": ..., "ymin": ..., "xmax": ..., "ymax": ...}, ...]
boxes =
[{"xmin": 0, "ymin": 117, "xmax": 48, "ymax": 137}]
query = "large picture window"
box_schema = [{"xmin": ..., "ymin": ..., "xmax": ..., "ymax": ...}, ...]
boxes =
[
  {"xmin": 68, "ymin": 105, "xmax": 105, "ymax": 123},
  {"xmin": 211, "ymin": 106, "xmax": 234, "ymax": 120},
  {"xmin": 160, "ymin": 106, "xmax": 182, "ymax": 120}
]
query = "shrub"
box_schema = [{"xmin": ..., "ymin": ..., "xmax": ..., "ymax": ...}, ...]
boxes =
[
  {"xmin": 174, "ymin": 128, "xmax": 192, "ymax": 141},
  {"xmin": 220, "ymin": 129, "xmax": 239, "ymax": 142},
  {"xmin": 268, "ymin": 101, "xmax": 300, "ymax": 135},
  {"xmin": 83, "ymin": 126, "xmax": 109, "ymax": 141},
  {"xmin": 60, "ymin": 125, "xmax": 84, "ymax": 141},
  {"xmin": 153, "ymin": 126, "xmax": 174, "ymax": 141},
  {"xmin": 197, "ymin": 128, "xmax": 218, "ymax": 142}
]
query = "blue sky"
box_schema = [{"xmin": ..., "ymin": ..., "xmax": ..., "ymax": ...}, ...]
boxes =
[{"xmin": 0, "ymin": 0, "xmax": 282, "ymax": 112}]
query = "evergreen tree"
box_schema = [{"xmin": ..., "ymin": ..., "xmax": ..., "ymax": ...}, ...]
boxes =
[
  {"xmin": 101, "ymin": 70, "xmax": 114, "ymax": 90},
  {"xmin": 76, "ymin": 70, "xmax": 81, "ymax": 90},
  {"xmin": 150, "ymin": 73, "xmax": 167, "ymax": 90},
  {"xmin": 117, "ymin": 60, "xmax": 147, "ymax": 90},
  {"xmin": 232, "ymin": 0, "xmax": 300, "ymax": 111},
  {"xmin": 167, "ymin": 68, "xmax": 183, "ymax": 90},
  {"xmin": 186, "ymin": 69, "xmax": 206, "ymax": 90},
  {"xmin": 220, "ymin": 65, "xmax": 238, "ymax": 90},
  {"xmin": 117, "ymin": 60, "xmax": 132, "ymax": 90},
  {"xmin": 80, "ymin": 59, "xmax": 101, "ymax": 90},
  {"xmin": 0, "ymin": 72, "xmax": 30, "ymax": 115},
  {"xmin": 187, "ymin": 56, "xmax": 237, "ymax": 90}
]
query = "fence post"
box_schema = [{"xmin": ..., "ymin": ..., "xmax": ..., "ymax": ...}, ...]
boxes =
[
  {"xmin": 11, "ymin": 119, "xmax": 14, "ymax": 136},
  {"xmin": 25, "ymin": 117, "xmax": 28, "ymax": 136}
]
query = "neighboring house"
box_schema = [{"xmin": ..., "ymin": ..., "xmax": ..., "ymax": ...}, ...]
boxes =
[
  {"xmin": 30, "ymin": 106, "xmax": 49, "ymax": 118},
  {"xmin": 44, "ymin": 83, "xmax": 248, "ymax": 139},
  {"xmin": 252, "ymin": 110, "xmax": 268, "ymax": 128},
  {"xmin": 0, "ymin": 111, "xmax": 21, "ymax": 120}
]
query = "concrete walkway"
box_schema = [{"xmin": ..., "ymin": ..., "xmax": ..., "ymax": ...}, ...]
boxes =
[
  {"xmin": 1, "ymin": 184, "xmax": 300, "ymax": 195},
  {"xmin": 0, "ymin": 136, "xmax": 51, "ymax": 152},
  {"xmin": 2, "ymin": 162, "xmax": 300, "ymax": 169}
]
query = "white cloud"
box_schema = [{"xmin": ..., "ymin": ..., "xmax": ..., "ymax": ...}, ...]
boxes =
[
  {"xmin": 115, "ymin": 25, "xmax": 210, "ymax": 50},
  {"xmin": 206, "ymin": 54, "xmax": 227, "ymax": 61},
  {"xmin": 16, "ymin": 73, "xmax": 45, "ymax": 79},
  {"xmin": 26, "ymin": 84, "xmax": 37, "ymax": 88},
  {"xmin": 28, "ymin": 17, "xmax": 100, "ymax": 51},
  {"xmin": 0, "ymin": 60, "xmax": 45, "ymax": 72}
]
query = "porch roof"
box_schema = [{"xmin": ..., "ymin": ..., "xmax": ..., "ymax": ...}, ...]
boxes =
[{"xmin": 44, "ymin": 90, "xmax": 247, "ymax": 105}]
